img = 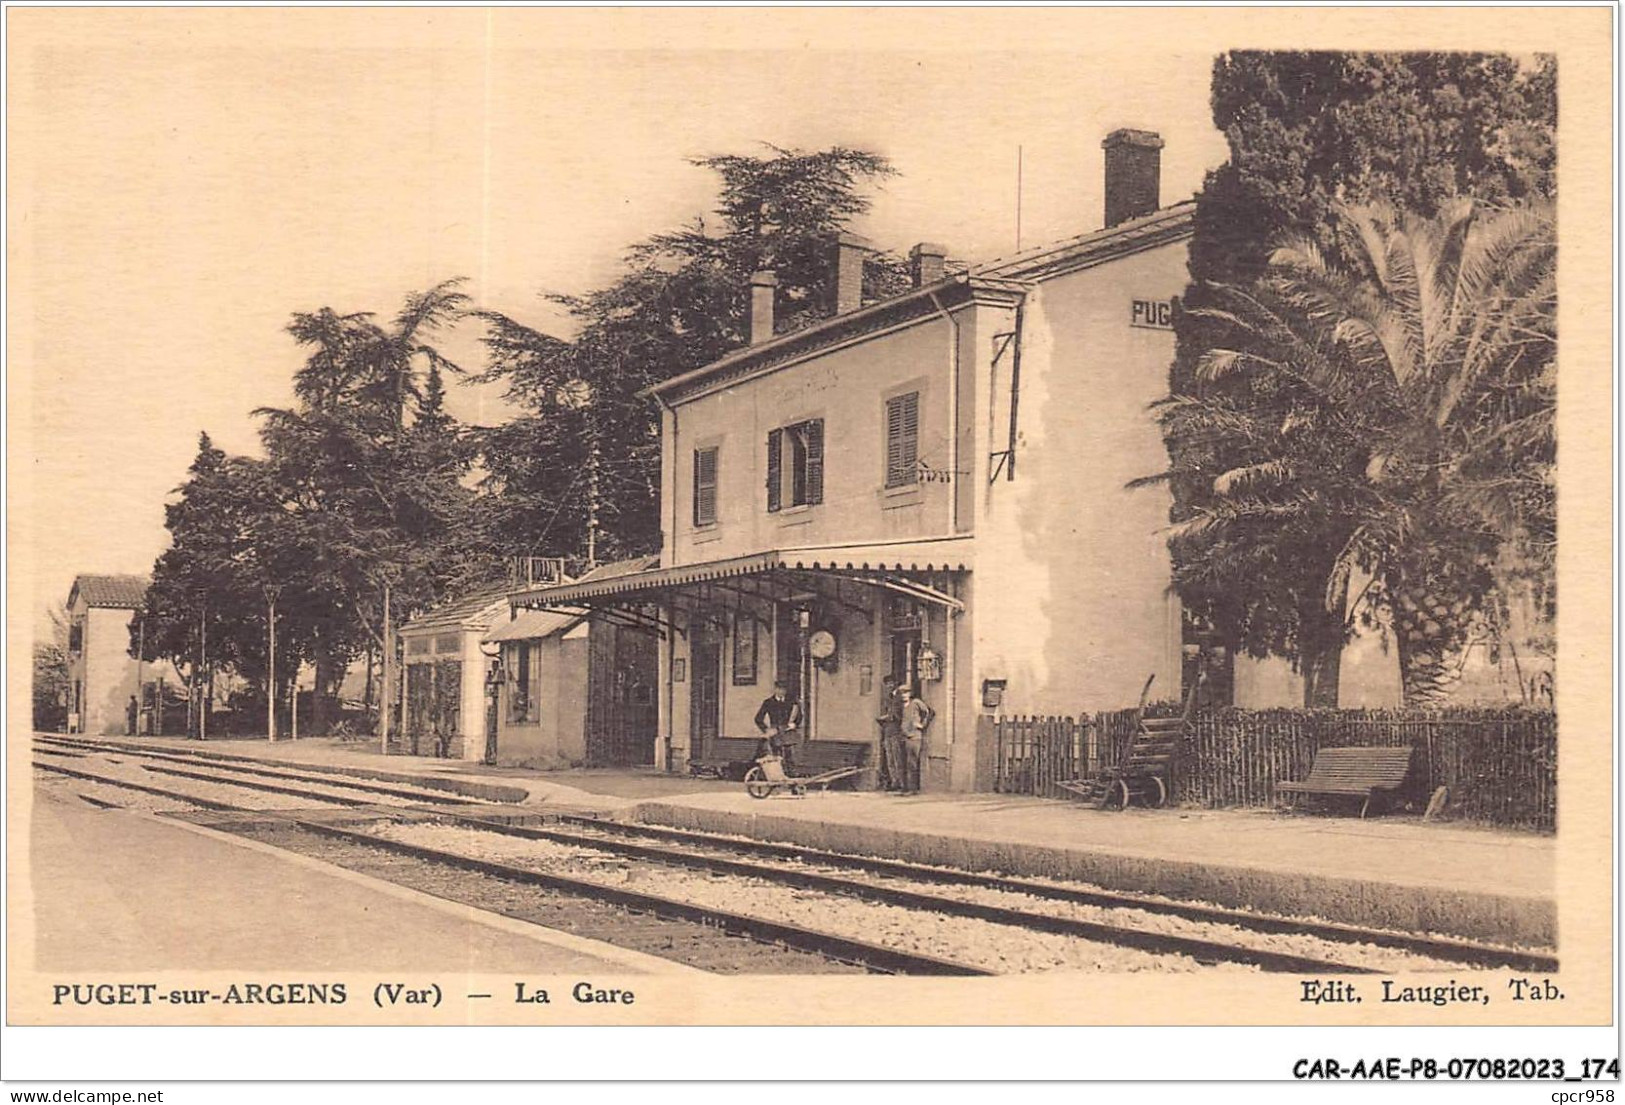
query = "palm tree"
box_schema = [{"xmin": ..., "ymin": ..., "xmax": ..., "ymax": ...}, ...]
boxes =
[{"xmin": 1152, "ymin": 198, "xmax": 1554, "ymax": 706}]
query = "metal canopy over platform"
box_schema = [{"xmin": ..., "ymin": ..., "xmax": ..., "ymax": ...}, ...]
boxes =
[{"xmin": 509, "ymin": 539, "xmax": 972, "ymax": 638}]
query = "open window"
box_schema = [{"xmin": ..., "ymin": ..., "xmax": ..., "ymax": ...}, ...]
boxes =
[
  {"xmin": 766, "ymin": 418, "xmax": 824, "ymax": 511},
  {"xmin": 507, "ymin": 640, "xmax": 539, "ymax": 723}
]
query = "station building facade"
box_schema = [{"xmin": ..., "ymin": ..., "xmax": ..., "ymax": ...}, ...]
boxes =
[
  {"xmin": 396, "ymin": 588, "xmax": 510, "ymax": 761},
  {"xmin": 514, "ymin": 130, "xmax": 1389, "ymax": 790}
]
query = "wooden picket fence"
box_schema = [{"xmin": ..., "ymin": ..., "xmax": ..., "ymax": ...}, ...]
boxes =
[{"xmin": 991, "ymin": 706, "xmax": 1556, "ymax": 831}]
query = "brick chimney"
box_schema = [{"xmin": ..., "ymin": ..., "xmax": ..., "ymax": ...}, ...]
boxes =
[
  {"xmin": 749, "ymin": 270, "xmax": 778, "ymax": 344},
  {"xmin": 1101, "ymin": 128, "xmax": 1163, "ymax": 228},
  {"xmin": 910, "ymin": 242, "xmax": 948, "ymax": 287},
  {"xmin": 830, "ymin": 232, "xmax": 873, "ymax": 315}
]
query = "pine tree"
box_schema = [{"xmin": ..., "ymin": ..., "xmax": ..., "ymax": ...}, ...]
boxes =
[{"xmin": 476, "ymin": 146, "xmax": 906, "ymax": 564}]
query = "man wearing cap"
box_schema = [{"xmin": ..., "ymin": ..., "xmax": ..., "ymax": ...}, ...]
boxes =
[
  {"xmin": 754, "ymin": 681, "xmax": 804, "ymax": 773},
  {"xmin": 898, "ymin": 684, "xmax": 934, "ymax": 794}
]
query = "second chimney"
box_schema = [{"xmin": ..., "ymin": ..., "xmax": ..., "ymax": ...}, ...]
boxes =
[
  {"xmin": 1101, "ymin": 128, "xmax": 1163, "ymax": 228},
  {"xmin": 910, "ymin": 242, "xmax": 947, "ymax": 287},
  {"xmin": 749, "ymin": 270, "xmax": 778, "ymax": 344},
  {"xmin": 830, "ymin": 232, "xmax": 873, "ymax": 315}
]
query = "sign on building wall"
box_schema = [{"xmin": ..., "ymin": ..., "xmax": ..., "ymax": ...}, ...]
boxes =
[{"xmin": 1130, "ymin": 298, "xmax": 1177, "ymax": 330}]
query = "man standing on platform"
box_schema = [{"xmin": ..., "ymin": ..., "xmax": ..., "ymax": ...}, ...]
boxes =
[
  {"xmin": 754, "ymin": 681, "xmax": 803, "ymax": 774},
  {"xmin": 899, "ymin": 684, "xmax": 934, "ymax": 794},
  {"xmin": 876, "ymin": 674, "xmax": 905, "ymax": 791}
]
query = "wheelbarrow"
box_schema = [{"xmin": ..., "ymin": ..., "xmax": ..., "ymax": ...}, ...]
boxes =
[{"xmin": 743, "ymin": 754, "xmax": 864, "ymax": 799}]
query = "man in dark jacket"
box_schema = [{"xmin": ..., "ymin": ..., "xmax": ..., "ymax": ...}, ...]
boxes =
[
  {"xmin": 754, "ymin": 682, "xmax": 803, "ymax": 772},
  {"xmin": 876, "ymin": 674, "xmax": 904, "ymax": 791}
]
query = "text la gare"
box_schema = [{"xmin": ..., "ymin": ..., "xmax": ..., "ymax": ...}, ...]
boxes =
[{"xmin": 517, "ymin": 981, "xmax": 635, "ymax": 1005}]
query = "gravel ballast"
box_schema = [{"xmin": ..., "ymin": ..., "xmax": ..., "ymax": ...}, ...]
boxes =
[{"xmin": 371, "ymin": 821, "xmax": 1236, "ymax": 974}]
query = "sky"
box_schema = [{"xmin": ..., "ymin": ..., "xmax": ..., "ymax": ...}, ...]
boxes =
[{"xmin": 12, "ymin": 9, "xmax": 1235, "ymax": 630}]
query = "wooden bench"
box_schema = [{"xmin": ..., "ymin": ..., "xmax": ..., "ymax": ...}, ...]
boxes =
[
  {"xmin": 1276, "ymin": 746, "xmax": 1414, "ymax": 818},
  {"xmin": 689, "ymin": 737, "xmax": 871, "ymax": 783},
  {"xmin": 688, "ymin": 737, "xmax": 768, "ymax": 779}
]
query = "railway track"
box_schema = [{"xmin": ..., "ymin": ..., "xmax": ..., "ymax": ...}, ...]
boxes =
[
  {"xmin": 529, "ymin": 814, "xmax": 1558, "ymax": 973},
  {"xmin": 33, "ymin": 736, "xmax": 1549, "ymax": 976},
  {"xmin": 36, "ymin": 734, "xmax": 470, "ymax": 805},
  {"xmin": 31, "ymin": 753, "xmax": 976, "ymax": 975}
]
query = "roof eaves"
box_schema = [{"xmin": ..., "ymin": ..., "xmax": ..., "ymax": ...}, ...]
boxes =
[
  {"xmin": 974, "ymin": 202, "xmax": 1196, "ymax": 280},
  {"xmin": 642, "ymin": 276, "xmax": 976, "ymax": 401}
]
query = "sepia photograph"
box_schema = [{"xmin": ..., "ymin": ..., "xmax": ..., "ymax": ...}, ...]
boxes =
[{"xmin": 4, "ymin": 3, "xmax": 1616, "ymax": 1089}]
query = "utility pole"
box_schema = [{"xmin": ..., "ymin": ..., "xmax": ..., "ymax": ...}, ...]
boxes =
[
  {"xmin": 1016, "ymin": 145, "xmax": 1024, "ymax": 251},
  {"xmin": 586, "ymin": 431, "xmax": 601, "ymax": 569},
  {"xmin": 135, "ymin": 615, "xmax": 145, "ymax": 736},
  {"xmin": 199, "ymin": 605, "xmax": 208, "ymax": 742},
  {"xmin": 379, "ymin": 576, "xmax": 393, "ymax": 755},
  {"xmin": 265, "ymin": 586, "xmax": 279, "ymax": 742}
]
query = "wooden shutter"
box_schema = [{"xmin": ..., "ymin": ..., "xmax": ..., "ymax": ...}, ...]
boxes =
[
  {"xmin": 766, "ymin": 428, "xmax": 783, "ymax": 512},
  {"xmin": 804, "ymin": 419, "xmax": 824, "ymax": 505},
  {"xmin": 693, "ymin": 447, "xmax": 717, "ymax": 526},
  {"xmin": 886, "ymin": 392, "xmax": 919, "ymax": 487}
]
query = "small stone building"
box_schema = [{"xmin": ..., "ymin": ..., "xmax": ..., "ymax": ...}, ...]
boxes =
[
  {"xmin": 484, "ymin": 557, "xmax": 660, "ymax": 768},
  {"xmin": 395, "ymin": 589, "xmax": 509, "ymax": 760}
]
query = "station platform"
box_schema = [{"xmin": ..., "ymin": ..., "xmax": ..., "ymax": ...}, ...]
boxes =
[
  {"xmin": 625, "ymin": 790, "xmax": 1555, "ymax": 948},
  {"xmin": 38, "ymin": 733, "xmax": 1555, "ymax": 948},
  {"xmin": 25, "ymin": 786, "xmax": 680, "ymax": 975}
]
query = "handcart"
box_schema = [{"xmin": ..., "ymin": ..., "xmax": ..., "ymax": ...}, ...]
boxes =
[{"xmin": 743, "ymin": 754, "xmax": 864, "ymax": 799}]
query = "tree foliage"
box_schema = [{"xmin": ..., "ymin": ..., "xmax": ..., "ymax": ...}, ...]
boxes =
[
  {"xmin": 475, "ymin": 146, "xmax": 905, "ymax": 562},
  {"xmin": 33, "ymin": 603, "xmax": 71, "ymax": 731},
  {"xmin": 130, "ymin": 145, "xmax": 905, "ymax": 736},
  {"xmin": 138, "ymin": 281, "xmax": 479, "ymax": 736},
  {"xmin": 1153, "ymin": 199, "xmax": 1555, "ymax": 705},
  {"xmin": 1163, "ymin": 52, "xmax": 1557, "ymax": 703}
]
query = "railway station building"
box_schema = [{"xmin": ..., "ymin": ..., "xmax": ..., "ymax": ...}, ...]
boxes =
[{"xmin": 511, "ymin": 130, "xmax": 1392, "ymax": 791}]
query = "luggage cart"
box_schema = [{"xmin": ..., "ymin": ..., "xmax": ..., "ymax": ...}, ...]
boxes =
[{"xmin": 742, "ymin": 754, "xmax": 864, "ymax": 799}]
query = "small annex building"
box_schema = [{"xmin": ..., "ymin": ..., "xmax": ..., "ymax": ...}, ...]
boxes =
[
  {"xmin": 65, "ymin": 573, "xmax": 178, "ymax": 735},
  {"xmin": 484, "ymin": 557, "xmax": 660, "ymax": 769},
  {"xmin": 395, "ymin": 588, "xmax": 510, "ymax": 761}
]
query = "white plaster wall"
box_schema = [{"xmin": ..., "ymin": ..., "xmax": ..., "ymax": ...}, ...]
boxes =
[
  {"xmin": 665, "ymin": 315, "xmax": 966, "ymax": 566},
  {"xmin": 974, "ymin": 246, "xmax": 1187, "ymax": 714}
]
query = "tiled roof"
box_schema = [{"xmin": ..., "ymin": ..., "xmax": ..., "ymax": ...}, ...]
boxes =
[
  {"xmin": 577, "ymin": 555, "xmax": 662, "ymax": 583},
  {"xmin": 69, "ymin": 574, "xmax": 150, "ymax": 610},
  {"xmin": 974, "ymin": 201, "xmax": 1197, "ymax": 281},
  {"xmin": 484, "ymin": 608, "xmax": 584, "ymax": 644},
  {"xmin": 647, "ymin": 202, "xmax": 1195, "ymax": 400},
  {"xmin": 399, "ymin": 588, "xmax": 511, "ymax": 634}
]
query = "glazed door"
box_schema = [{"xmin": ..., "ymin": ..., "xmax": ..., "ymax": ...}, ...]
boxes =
[
  {"xmin": 616, "ymin": 629, "xmax": 658, "ymax": 765},
  {"xmin": 690, "ymin": 635, "xmax": 722, "ymax": 758}
]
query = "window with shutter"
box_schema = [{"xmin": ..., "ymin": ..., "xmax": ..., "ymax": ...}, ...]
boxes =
[
  {"xmin": 885, "ymin": 392, "xmax": 919, "ymax": 488},
  {"xmin": 767, "ymin": 418, "xmax": 825, "ymax": 510},
  {"xmin": 693, "ymin": 447, "xmax": 718, "ymax": 526},
  {"xmin": 766, "ymin": 428, "xmax": 783, "ymax": 512},
  {"xmin": 803, "ymin": 418, "xmax": 824, "ymax": 505}
]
